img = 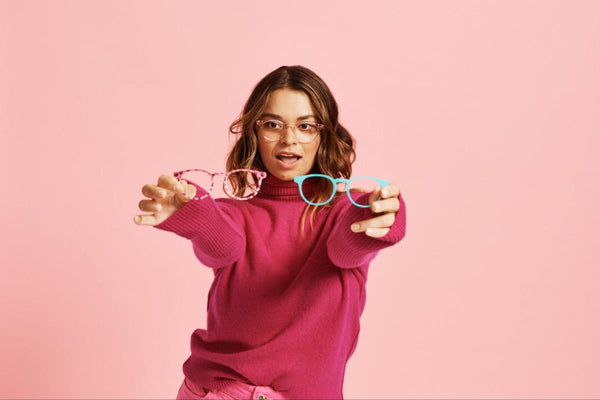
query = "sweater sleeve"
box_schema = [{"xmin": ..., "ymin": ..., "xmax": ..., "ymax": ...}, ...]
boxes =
[
  {"xmin": 326, "ymin": 190, "xmax": 406, "ymax": 269},
  {"xmin": 152, "ymin": 181, "xmax": 246, "ymax": 269}
]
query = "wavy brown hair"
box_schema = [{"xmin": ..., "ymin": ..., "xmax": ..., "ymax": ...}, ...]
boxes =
[{"xmin": 225, "ymin": 65, "xmax": 363, "ymax": 237}]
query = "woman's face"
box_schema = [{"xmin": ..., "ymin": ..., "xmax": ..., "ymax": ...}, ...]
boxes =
[{"xmin": 256, "ymin": 88, "xmax": 321, "ymax": 181}]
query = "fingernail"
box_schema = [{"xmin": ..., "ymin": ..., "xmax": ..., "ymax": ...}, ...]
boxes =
[{"xmin": 351, "ymin": 224, "xmax": 359, "ymax": 232}]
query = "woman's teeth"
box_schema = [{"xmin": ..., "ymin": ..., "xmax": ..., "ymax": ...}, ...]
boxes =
[{"xmin": 277, "ymin": 155, "xmax": 300, "ymax": 164}]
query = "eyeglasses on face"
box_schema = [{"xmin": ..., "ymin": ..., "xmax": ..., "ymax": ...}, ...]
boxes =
[
  {"xmin": 293, "ymin": 174, "xmax": 389, "ymax": 208},
  {"xmin": 173, "ymin": 168, "xmax": 267, "ymax": 200},
  {"xmin": 255, "ymin": 119, "xmax": 324, "ymax": 144}
]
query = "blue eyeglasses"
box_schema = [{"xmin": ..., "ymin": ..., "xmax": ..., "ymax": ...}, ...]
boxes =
[{"xmin": 293, "ymin": 174, "xmax": 389, "ymax": 208}]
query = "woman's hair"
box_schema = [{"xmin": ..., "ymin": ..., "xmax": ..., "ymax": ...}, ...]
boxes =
[{"xmin": 225, "ymin": 65, "xmax": 360, "ymax": 237}]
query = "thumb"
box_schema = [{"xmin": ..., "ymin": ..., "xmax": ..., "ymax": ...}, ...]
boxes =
[
  {"xmin": 174, "ymin": 190, "xmax": 192, "ymax": 208},
  {"xmin": 368, "ymin": 185, "xmax": 381, "ymax": 206}
]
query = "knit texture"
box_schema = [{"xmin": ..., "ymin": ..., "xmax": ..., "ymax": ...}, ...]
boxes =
[{"xmin": 154, "ymin": 172, "xmax": 406, "ymax": 399}]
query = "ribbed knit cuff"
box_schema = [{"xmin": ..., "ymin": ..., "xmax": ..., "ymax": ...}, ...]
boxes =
[
  {"xmin": 153, "ymin": 182, "xmax": 246, "ymax": 268},
  {"xmin": 326, "ymin": 191, "xmax": 406, "ymax": 269}
]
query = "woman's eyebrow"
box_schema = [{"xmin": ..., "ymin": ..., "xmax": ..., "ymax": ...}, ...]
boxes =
[{"xmin": 260, "ymin": 113, "xmax": 316, "ymax": 120}]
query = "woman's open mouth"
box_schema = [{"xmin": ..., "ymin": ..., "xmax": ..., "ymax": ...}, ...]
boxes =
[{"xmin": 275, "ymin": 154, "xmax": 302, "ymax": 168}]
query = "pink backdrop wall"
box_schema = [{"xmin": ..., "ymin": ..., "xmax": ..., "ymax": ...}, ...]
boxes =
[{"xmin": 1, "ymin": 0, "xmax": 599, "ymax": 398}]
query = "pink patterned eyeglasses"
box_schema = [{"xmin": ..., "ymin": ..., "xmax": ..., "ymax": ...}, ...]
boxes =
[{"xmin": 173, "ymin": 168, "xmax": 267, "ymax": 201}]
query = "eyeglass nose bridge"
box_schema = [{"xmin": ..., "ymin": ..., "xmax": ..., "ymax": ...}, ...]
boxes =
[
  {"xmin": 294, "ymin": 174, "xmax": 389, "ymax": 208},
  {"xmin": 278, "ymin": 122, "xmax": 305, "ymax": 142},
  {"xmin": 257, "ymin": 119, "xmax": 319, "ymax": 143}
]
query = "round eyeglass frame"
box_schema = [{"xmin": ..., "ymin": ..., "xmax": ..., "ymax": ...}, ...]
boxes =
[
  {"xmin": 293, "ymin": 174, "xmax": 390, "ymax": 208},
  {"xmin": 173, "ymin": 168, "xmax": 267, "ymax": 201},
  {"xmin": 255, "ymin": 119, "xmax": 324, "ymax": 144}
]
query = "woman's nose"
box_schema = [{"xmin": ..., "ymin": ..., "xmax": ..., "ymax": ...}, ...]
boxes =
[{"xmin": 280, "ymin": 126, "xmax": 298, "ymax": 144}]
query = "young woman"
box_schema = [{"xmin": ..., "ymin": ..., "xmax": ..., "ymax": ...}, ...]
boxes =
[{"xmin": 134, "ymin": 65, "xmax": 406, "ymax": 399}]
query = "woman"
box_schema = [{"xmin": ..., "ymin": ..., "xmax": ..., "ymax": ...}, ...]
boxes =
[{"xmin": 134, "ymin": 65, "xmax": 406, "ymax": 399}]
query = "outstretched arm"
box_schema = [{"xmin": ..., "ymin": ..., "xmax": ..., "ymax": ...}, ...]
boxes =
[
  {"xmin": 153, "ymin": 181, "xmax": 246, "ymax": 269},
  {"xmin": 326, "ymin": 184, "xmax": 406, "ymax": 269}
]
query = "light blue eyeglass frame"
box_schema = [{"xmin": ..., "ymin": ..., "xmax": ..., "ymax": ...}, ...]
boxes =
[{"xmin": 293, "ymin": 174, "xmax": 389, "ymax": 208}]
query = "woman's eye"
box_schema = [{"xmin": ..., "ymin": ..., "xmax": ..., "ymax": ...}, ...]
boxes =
[
  {"xmin": 265, "ymin": 121, "xmax": 281, "ymax": 129},
  {"xmin": 299, "ymin": 123, "xmax": 314, "ymax": 130}
]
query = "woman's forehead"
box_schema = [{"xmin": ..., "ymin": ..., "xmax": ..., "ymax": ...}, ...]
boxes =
[
  {"xmin": 259, "ymin": 112, "xmax": 316, "ymax": 121},
  {"xmin": 264, "ymin": 89, "xmax": 315, "ymax": 119}
]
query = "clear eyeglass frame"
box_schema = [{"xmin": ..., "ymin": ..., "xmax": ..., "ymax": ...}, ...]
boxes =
[
  {"xmin": 255, "ymin": 119, "xmax": 324, "ymax": 144},
  {"xmin": 293, "ymin": 174, "xmax": 390, "ymax": 208},
  {"xmin": 173, "ymin": 168, "xmax": 268, "ymax": 201}
]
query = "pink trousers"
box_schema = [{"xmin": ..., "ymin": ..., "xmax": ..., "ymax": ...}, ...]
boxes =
[{"xmin": 176, "ymin": 376, "xmax": 289, "ymax": 400}]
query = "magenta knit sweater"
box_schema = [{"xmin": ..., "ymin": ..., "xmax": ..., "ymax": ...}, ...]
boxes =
[{"xmin": 153, "ymin": 172, "xmax": 406, "ymax": 399}]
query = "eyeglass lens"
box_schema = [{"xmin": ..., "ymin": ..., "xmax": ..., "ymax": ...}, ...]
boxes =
[
  {"xmin": 179, "ymin": 170, "xmax": 261, "ymax": 199},
  {"xmin": 261, "ymin": 120, "xmax": 318, "ymax": 143},
  {"xmin": 299, "ymin": 176, "xmax": 381, "ymax": 206}
]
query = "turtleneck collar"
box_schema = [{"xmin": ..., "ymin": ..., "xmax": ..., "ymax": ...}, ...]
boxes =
[{"xmin": 256, "ymin": 172, "xmax": 316, "ymax": 201}]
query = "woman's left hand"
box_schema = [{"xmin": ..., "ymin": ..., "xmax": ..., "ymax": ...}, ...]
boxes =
[{"xmin": 350, "ymin": 183, "xmax": 401, "ymax": 238}]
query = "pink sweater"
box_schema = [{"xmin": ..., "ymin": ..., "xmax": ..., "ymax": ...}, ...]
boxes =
[{"xmin": 154, "ymin": 172, "xmax": 406, "ymax": 399}]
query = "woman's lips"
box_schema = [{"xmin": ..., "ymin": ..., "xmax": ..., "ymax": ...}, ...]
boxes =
[{"xmin": 275, "ymin": 155, "xmax": 301, "ymax": 169}]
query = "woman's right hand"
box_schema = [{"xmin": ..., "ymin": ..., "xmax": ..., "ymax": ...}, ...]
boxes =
[{"xmin": 133, "ymin": 174, "xmax": 197, "ymax": 226}]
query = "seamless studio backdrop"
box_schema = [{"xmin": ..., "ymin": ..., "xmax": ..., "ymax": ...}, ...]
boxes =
[{"xmin": 1, "ymin": 0, "xmax": 599, "ymax": 398}]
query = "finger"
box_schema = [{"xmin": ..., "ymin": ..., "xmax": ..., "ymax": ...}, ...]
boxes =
[
  {"xmin": 365, "ymin": 227, "xmax": 390, "ymax": 238},
  {"xmin": 350, "ymin": 212, "xmax": 396, "ymax": 232},
  {"xmin": 379, "ymin": 184, "xmax": 399, "ymax": 199},
  {"xmin": 133, "ymin": 214, "xmax": 158, "ymax": 226},
  {"xmin": 138, "ymin": 199, "xmax": 162, "ymax": 212},
  {"xmin": 180, "ymin": 179, "xmax": 197, "ymax": 199},
  {"xmin": 158, "ymin": 174, "xmax": 184, "ymax": 193},
  {"xmin": 177, "ymin": 180, "xmax": 187, "ymax": 197},
  {"xmin": 175, "ymin": 190, "xmax": 192, "ymax": 206},
  {"xmin": 173, "ymin": 182, "xmax": 197, "ymax": 206},
  {"xmin": 368, "ymin": 185, "xmax": 384, "ymax": 215},
  {"xmin": 368, "ymin": 185, "xmax": 381, "ymax": 207},
  {"xmin": 370, "ymin": 197, "xmax": 400, "ymax": 214},
  {"xmin": 185, "ymin": 181, "xmax": 197, "ymax": 199},
  {"xmin": 142, "ymin": 184, "xmax": 167, "ymax": 200}
]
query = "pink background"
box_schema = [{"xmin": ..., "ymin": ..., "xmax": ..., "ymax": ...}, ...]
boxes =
[{"xmin": 1, "ymin": 0, "xmax": 599, "ymax": 398}]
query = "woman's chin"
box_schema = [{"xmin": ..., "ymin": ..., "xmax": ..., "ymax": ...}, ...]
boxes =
[
  {"xmin": 268, "ymin": 169, "xmax": 300, "ymax": 181},
  {"xmin": 266, "ymin": 160, "xmax": 313, "ymax": 181},
  {"xmin": 273, "ymin": 172, "xmax": 295, "ymax": 181}
]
